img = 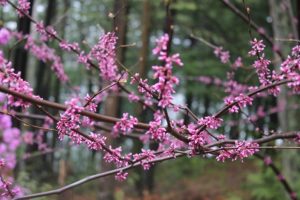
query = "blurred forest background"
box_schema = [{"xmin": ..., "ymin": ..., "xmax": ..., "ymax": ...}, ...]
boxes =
[{"xmin": 1, "ymin": 0, "xmax": 300, "ymax": 199}]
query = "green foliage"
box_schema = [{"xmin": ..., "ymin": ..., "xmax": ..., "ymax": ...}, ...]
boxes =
[
  {"xmin": 246, "ymin": 161, "xmax": 289, "ymax": 200},
  {"xmin": 17, "ymin": 171, "xmax": 54, "ymax": 200}
]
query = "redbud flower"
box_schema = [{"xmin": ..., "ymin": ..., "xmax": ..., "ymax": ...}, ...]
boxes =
[
  {"xmin": 248, "ymin": 38, "xmax": 265, "ymax": 56},
  {"xmin": 113, "ymin": 113, "xmax": 138, "ymax": 135},
  {"xmin": 90, "ymin": 32, "xmax": 119, "ymax": 81},
  {"xmin": 0, "ymin": 28, "xmax": 11, "ymax": 45},
  {"xmin": 197, "ymin": 116, "xmax": 223, "ymax": 129},
  {"xmin": 115, "ymin": 171, "xmax": 128, "ymax": 182},
  {"xmin": 0, "ymin": 0, "xmax": 7, "ymax": 6},
  {"xmin": 17, "ymin": 0, "xmax": 31, "ymax": 17}
]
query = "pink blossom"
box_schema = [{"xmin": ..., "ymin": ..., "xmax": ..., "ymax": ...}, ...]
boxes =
[
  {"xmin": 214, "ymin": 46, "xmax": 230, "ymax": 64},
  {"xmin": 17, "ymin": 0, "xmax": 31, "ymax": 17},
  {"xmin": 232, "ymin": 57, "xmax": 243, "ymax": 69},
  {"xmin": 0, "ymin": 28, "xmax": 11, "ymax": 45},
  {"xmin": 128, "ymin": 92, "xmax": 140, "ymax": 102},
  {"xmin": 235, "ymin": 93, "xmax": 253, "ymax": 108},
  {"xmin": 59, "ymin": 40, "xmax": 80, "ymax": 52},
  {"xmin": 115, "ymin": 171, "xmax": 128, "ymax": 182},
  {"xmin": 24, "ymin": 36, "xmax": 68, "ymax": 82},
  {"xmin": 217, "ymin": 135, "xmax": 226, "ymax": 140},
  {"xmin": 248, "ymin": 38, "xmax": 265, "ymax": 56},
  {"xmin": 23, "ymin": 131, "xmax": 34, "ymax": 145},
  {"xmin": 3, "ymin": 128, "xmax": 21, "ymax": 151},
  {"xmin": 0, "ymin": 115, "xmax": 12, "ymax": 129},
  {"xmin": 133, "ymin": 149, "xmax": 155, "ymax": 170},
  {"xmin": 103, "ymin": 147, "xmax": 127, "ymax": 168},
  {"xmin": 86, "ymin": 132, "xmax": 106, "ymax": 151},
  {"xmin": 0, "ymin": 52, "xmax": 42, "ymax": 108},
  {"xmin": 252, "ymin": 55, "xmax": 271, "ymax": 85},
  {"xmin": 224, "ymin": 94, "xmax": 253, "ymax": 113},
  {"xmin": 197, "ymin": 116, "xmax": 223, "ymax": 129},
  {"xmin": 264, "ymin": 156, "xmax": 272, "ymax": 165},
  {"xmin": 216, "ymin": 141, "xmax": 259, "ymax": 162},
  {"xmin": 146, "ymin": 111, "xmax": 166, "ymax": 141},
  {"xmin": 90, "ymin": 32, "xmax": 119, "ymax": 81},
  {"xmin": 187, "ymin": 123, "xmax": 212, "ymax": 154},
  {"xmin": 113, "ymin": 113, "xmax": 138, "ymax": 135},
  {"xmin": 152, "ymin": 34, "xmax": 169, "ymax": 55},
  {"xmin": 77, "ymin": 52, "xmax": 91, "ymax": 69},
  {"xmin": 57, "ymin": 98, "xmax": 84, "ymax": 143},
  {"xmin": 35, "ymin": 21, "xmax": 57, "ymax": 41},
  {"xmin": 0, "ymin": 0, "xmax": 7, "ymax": 6}
]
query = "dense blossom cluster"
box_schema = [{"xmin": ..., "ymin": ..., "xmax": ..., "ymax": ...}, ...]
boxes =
[
  {"xmin": 59, "ymin": 40, "xmax": 80, "ymax": 52},
  {"xmin": 216, "ymin": 141, "xmax": 259, "ymax": 162},
  {"xmin": 248, "ymin": 38, "xmax": 265, "ymax": 56},
  {"xmin": 151, "ymin": 34, "xmax": 183, "ymax": 107},
  {"xmin": 90, "ymin": 32, "xmax": 119, "ymax": 81},
  {"xmin": 197, "ymin": 116, "xmax": 223, "ymax": 129},
  {"xmin": 0, "ymin": 51, "xmax": 42, "ymax": 108},
  {"xmin": 0, "ymin": 0, "xmax": 7, "ymax": 6},
  {"xmin": 224, "ymin": 93, "xmax": 253, "ymax": 113},
  {"xmin": 113, "ymin": 113, "xmax": 138, "ymax": 135},
  {"xmin": 0, "ymin": 28, "xmax": 10, "ymax": 45},
  {"xmin": 133, "ymin": 149, "xmax": 156, "ymax": 170},
  {"xmin": 248, "ymin": 38, "xmax": 281, "ymax": 96},
  {"xmin": 214, "ymin": 46, "xmax": 230, "ymax": 64},
  {"xmin": 57, "ymin": 98, "xmax": 84, "ymax": 143},
  {"xmin": 35, "ymin": 21, "xmax": 57, "ymax": 41},
  {"xmin": 0, "ymin": 97, "xmax": 24, "ymax": 198},
  {"xmin": 24, "ymin": 35, "xmax": 69, "ymax": 82},
  {"xmin": 142, "ymin": 112, "xmax": 164, "ymax": 142},
  {"xmin": 187, "ymin": 123, "xmax": 211, "ymax": 154},
  {"xmin": 280, "ymin": 45, "xmax": 300, "ymax": 93},
  {"xmin": 17, "ymin": 0, "xmax": 31, "ymax": 17}
]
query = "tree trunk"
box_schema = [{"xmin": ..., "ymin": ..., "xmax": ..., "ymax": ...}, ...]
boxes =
[
  {"xmin": 13, "ymin": 0, "xmax": 34, "ymax": 79},
  {"xmin": 99, "ymin": 1, "xmax": 130, "ymax": 199},
  {"xmin": 269, "ymin": 0, "xmax": 297, "ymax": 189}
]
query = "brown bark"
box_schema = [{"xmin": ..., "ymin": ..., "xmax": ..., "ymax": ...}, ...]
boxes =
[
  {"xmin": 99, "ymin": 1, "xmax": 130, "ymax": 199},
  {"xmin": 269, "ymin": 0, "xmax": 297, "ymax": 192},
  {"xmin": 35, "ymin": 0, "xmax": 56, "ymax": 100}
]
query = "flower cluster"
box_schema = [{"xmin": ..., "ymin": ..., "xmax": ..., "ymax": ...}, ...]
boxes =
[
  {"xmin": 0, "ymin": 51, "xmax": 42, "ymax": 108},
  {"xmin": 0, "ymin": 28, "xmax": 11, "ymax": 45},
  {"xmin": 90, "ymin": 32, "xmax": 119, "ymax": 81},
  {"xmin": 113, "ymin": 113, "xmax": 138, "ymax": 135},
  {"xmin": 216, "ymin": 141, "xmax": 259, "ymax": 162},
  {"xmin": 86, "ymin": 132, "xmax": 106, "ymax": 151},
  {"xmin": 0, "ymin": 0, "xmax": 7, "ymax": 6},
  {"xmin": 145, "ymin": 111, "xmax": 166, "ymax": 141},
  {"xmin": 17, "ymin": 0, "xmax": 31, "ymax": 17},
  {"xmin": 151, "ymin": 34, "xmax": 183, "ymax": 108},
  {"xmin": 57, "ymin": 98, "xmax": 84, "ymax": 143},
  {"xmin": 232, "ymin": 57, "xmax": 243, "ymax": 69},
  {"xmin": 280, "ymin": 45, "xmax": 300, "ymax": 93},
  {"xmin": 0, "ymin": 124, "xmax": 20, "ymax": 170},
  {"xmin": 248, "ymin": 38, "xmax": 265, "ymax": 56},
  {"xmin": 197, "ymin": 116, "xmax": 223, "ymax": 129},
  {"xmin": 115, "ymin": 171, "xmax": 128, "ymax": 182},
  {"xmin": 82, "ymin": 94, "xmax": 98, "ymax": 127},
  {"xmin": 224, "ymin": 93, "xmax": 253, "ymax": 113},
  {"xmin": 24, "ymin": 35, "xmax": 69, "ymax": 82},
  {"xmin": 133, "ymin": 149, "xmax": 156, "ymax": 170},
  {"xmin": 214, "ymin": 46, "xmax": 230, "ymax": 64},
  {"xmin": 59, "ymin": 40, "xmax": 80, "ymax": 52},
  {"xmin": 187, "ymin": 123, "xmax": 211, "ymax": 154},
  {"xmin": 0, "ymin": 99, "xmax": 24, "ymax": 198},
  {"xmin": 252, "ymin": 55, "xmax": 271, "ymax": 85},
  {"xmin": 35, "ymin": 21, "xmax": 57, "ymax": 41}
]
